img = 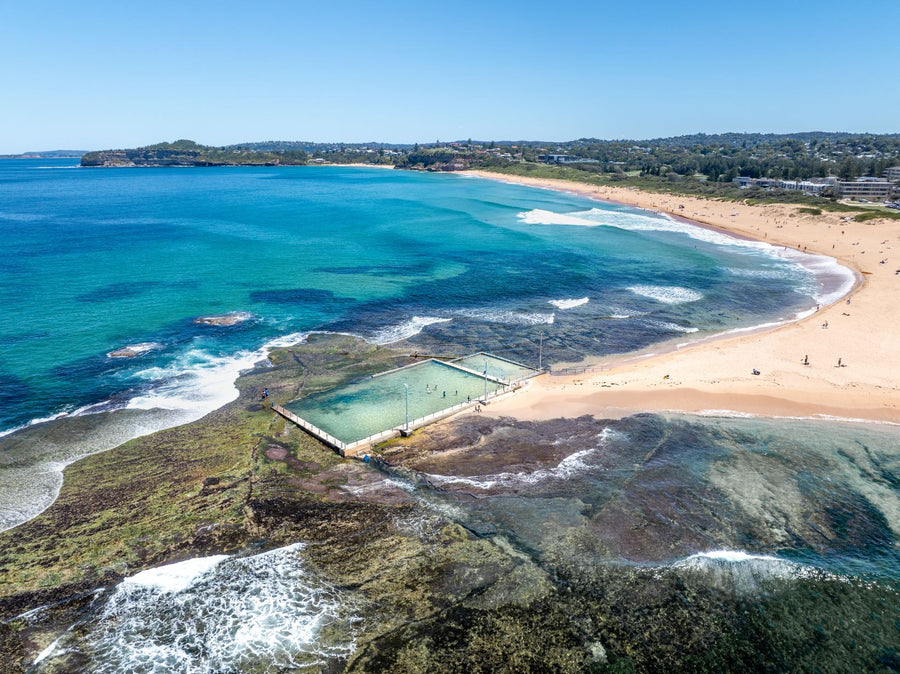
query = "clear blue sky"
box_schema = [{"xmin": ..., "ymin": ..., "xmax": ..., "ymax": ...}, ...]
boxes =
[{"xmin": 1, "ymin": 0, "xmax": 898, "ymax": 152}]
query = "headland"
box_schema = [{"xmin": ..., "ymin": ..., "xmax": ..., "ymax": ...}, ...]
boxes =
[{"xmin": 465, "ymin": 169, "xmax": 900, "ymax": 424}]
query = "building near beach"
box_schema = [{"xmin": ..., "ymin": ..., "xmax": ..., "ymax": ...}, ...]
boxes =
[
  {"xmin": 538, "ymin": 154, "xmax": 599, "ymax": 165},
  {"xmin": 885, "ymin": 166, "xmax": 900, "ymax": 183},
  {"xmin": 777, "ymin": 180, "xmax": 830, "ymax": 194},
  {"xmin": 834, "ymin": 178, "xmax": 894, "ymax": 201}
]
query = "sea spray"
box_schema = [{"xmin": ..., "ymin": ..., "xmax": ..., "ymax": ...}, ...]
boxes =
[
  {"xmin": 0, "ymin": 331, "xmax": 311, "ymax": 532},
  {"xmin": 33, "ymin": 544, "xmax": 359, "ymax": 673}
]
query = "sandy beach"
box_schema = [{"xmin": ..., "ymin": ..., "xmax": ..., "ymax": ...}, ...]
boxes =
[{"xmin": 465, "ymin": 170, "xmax": 900, "ymax": 424}]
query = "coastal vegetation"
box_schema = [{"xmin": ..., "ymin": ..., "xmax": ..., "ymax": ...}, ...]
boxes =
[
  {"xmin": 80, "ymin": 133, "xmax": 900, "ymax": 221},
  {"xmin": 80, "ymin": 139, "xmax": 309, "ymax": 167}
]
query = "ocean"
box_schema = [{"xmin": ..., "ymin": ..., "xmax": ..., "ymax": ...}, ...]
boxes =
[
  {"xmin": 0, "ymin": 159, "xmax": 854, "ymax": 530},
  {"xmin": 3, "ymin": 160, "xmax": 897, "ymax": 671},
  {"xmin": 0, "ymin": 160, "xmax": 849, "ymax": 437}
]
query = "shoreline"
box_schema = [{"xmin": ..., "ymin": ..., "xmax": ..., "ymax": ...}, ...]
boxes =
[
  {"xmin": 463, "ymin": 169, "xmax": 900, "ymax": 424},
  {"xmin": 3, "ymin": 167, "xmax": 896, "ymax": 532}
]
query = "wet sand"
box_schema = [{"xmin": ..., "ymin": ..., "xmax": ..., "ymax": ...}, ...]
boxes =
[{"xmin": 464, "ymin": 170, "xmax": 900, "ymax": 424}]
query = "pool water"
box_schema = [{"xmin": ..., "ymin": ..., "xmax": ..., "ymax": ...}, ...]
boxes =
[
  {"xmin": 285, "ymin": 360, "xmax": 508, "ymax": 444},
  {"xmin": 451, "ymin": 353, "xmax": 537, "ymax": 383}
]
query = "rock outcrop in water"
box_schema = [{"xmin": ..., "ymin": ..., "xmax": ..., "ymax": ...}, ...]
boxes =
[{"xmin": 192, "ymin": 312, "xmax": 252, "ymax": 327}]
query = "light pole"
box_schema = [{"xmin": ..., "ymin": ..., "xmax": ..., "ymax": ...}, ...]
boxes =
[
  {"xmin": 483, "ymin": 358, "xmax": 488, "ymax": 401},
  {"xmin": 538, "ymin": 330, "xmax": 544, "ymax": 371},
  {"xmin": 403, "ymin": 383, "xmax": 409, "ymax": 430}
]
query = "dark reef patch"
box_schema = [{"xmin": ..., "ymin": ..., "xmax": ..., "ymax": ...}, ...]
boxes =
[
  {"xmin": 75, "ymin": 281, "xmax": 159, "ymax": 304},
  {"xmin": 249, "ymin": 287, "xmax": 353, "ymax": 306}
]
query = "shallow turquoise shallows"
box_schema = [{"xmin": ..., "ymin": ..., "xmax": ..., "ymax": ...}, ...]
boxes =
[{"xmin": 1, "ymin": 159, "xmax": 842, "ymax": 434}]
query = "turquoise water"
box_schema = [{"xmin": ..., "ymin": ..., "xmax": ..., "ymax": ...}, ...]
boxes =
[
  {"xmin": 0, "ymin": 159, "xmax": 849, "ymax": 436},
  {"xmin": 0, "ymin": 159, "xmax": 855, "ymax": 530}
]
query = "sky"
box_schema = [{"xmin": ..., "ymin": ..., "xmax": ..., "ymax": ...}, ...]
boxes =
[{"xmin": 1, "ymin": 0, "xmax": 898, "ymax": 153}]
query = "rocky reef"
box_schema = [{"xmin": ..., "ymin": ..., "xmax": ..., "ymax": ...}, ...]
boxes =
[{"xmin": 1, "ymin": 335, "xmax": 897, "ymax": 672}]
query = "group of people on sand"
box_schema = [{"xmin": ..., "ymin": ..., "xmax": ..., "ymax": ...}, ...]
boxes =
[{"xmin": 801, "ymin": 354, "xmax": 845, "ymax": 367}]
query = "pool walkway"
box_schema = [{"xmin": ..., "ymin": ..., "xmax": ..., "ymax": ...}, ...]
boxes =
[{"xmin": 273, "ymin": 352, "xmax": 541, "ymax": 458}]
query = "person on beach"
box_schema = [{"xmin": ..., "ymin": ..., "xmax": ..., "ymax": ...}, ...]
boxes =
[
  {"xmin": 803, "ymin": 355, "xmax": 809, "ymax": 365},
  {"xmin": 838, "ymin": 357, "xmax": 842, "ymax": 367}
]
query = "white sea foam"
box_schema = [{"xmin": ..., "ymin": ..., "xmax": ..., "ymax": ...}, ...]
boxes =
[
  {"xmin": 125, "ymin": 331, "xmax": 308, "ymax": 415},
  {"xmin": 666, "ymin": 549, "xmax": 830, "ymax": 592},
  {"xmin": 0, "ymin": 331, "xmax": 312, "ymax": 533},
  {"xmin": 548, "ymin": 297, "xmax": 589, "ymax": 310},
  {"xmin": 34, "ymin": 543, "xmax": 359, "ymax": 673},
  {"xmin": 644, "ymin": 320, "xmax": 699, "ymax": 334},
  {"xmin": 597, "ymin": 426, "xmax": 625, "ymax": 443},
  {"xmin": 686, "ymin": 550, "xmax": 783, "ymax": 564},
  {"xmin": 126, "ymin": 349, "xmax": 269, "ymax": 414},
  {"xmin": 454, "ymin": 308, "xmax": 555, "ymax": 325},
  {"xmin": 518, "ymin": 208, "xmax": 604, "ymax": 227},
  {"xmin": 785, "ymin": 249, "xmax": 858, "ymax": 306},
  {"xmin": 368, "ymin": 316, "xmax": 452, "ymax": 345},
  {"xmin": 519, "ymin": 207, "xmax": 776, "ymax": 252},
  {"xmin": 424, "ymin": 446, "xmax": 602, "ymax": 491},
  {"xmin": 0, "ymin": 411, "xmax": 71, "ymax": 439},
  {"xmin": 33, "ymin": 635, "xmax": 69, "ymax": 665},
  {"xmin": 518, "ymin": 207, "xmax": 857, "ymax": 309},
  {"xmin": 725, "ymin": 266, "xmax": 793, "ymax": 280},
  {"xmin": 122, "ymin": 554, "xmax": 230, "ymax": 593},
  {"xmin": 106, "ymin": 342, "xmax": 162, "ymax": 358},
  {"xmin": 628, "ymin": 285, "xmax": 703, "ymax": 304}
]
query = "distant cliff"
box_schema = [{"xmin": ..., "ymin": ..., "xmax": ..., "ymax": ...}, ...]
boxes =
[{"xmin": 80, "ymin": 140, "xmax": 308, "ymax": 167}]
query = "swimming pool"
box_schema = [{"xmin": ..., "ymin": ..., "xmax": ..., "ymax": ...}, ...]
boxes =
[{"xmin": 284, "ymin": 359, "xmax": 505, "ymax": 445}]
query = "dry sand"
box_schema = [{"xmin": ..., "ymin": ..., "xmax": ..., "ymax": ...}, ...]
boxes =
[{"xmin": 464, "ymin": 170, "xmax": 900, "ymax": 424}]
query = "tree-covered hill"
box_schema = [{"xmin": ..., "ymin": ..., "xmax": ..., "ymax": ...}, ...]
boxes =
[{"xmin": 80, "ymin": 140, "xmax": 308, "ymax": 167}]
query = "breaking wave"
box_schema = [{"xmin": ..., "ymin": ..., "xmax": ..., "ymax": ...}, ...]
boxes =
[
  {"xmin": 368, "ymin": 316, "xmax": 452, "ymax": 345},
  {"xmin": 0, "ymin": 332, "xmax": 311, "ymax": 533},
  {"xmin": 454, "ymin": 308, "xmax": 555, "ymax": 325},
  {"xmin": 664, "ymin": 550, "xmax": 841, "ymax": 595},
  {"xmin": 548, "ymin": 297, "xmax": 589, "ymax": 310},
  {"xmin": 643, "ymin": 319, "xmax": 699, "ymax": 334},
  {"xmin": 628, "ymin": 285, "xmax": 703, "ymax": 304},
  {"xmin": 424, "ymin": 446, "xmax": 602, "ymax": 492},
  {"xmin": 33, "ymin": 543, "xmax": 359, "ymax": 673}
]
